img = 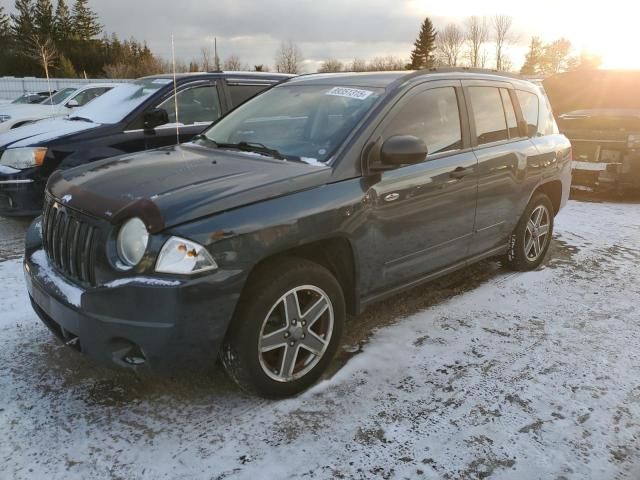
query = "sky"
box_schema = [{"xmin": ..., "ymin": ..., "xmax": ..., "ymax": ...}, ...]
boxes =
[{"xmin": 1, "ymin": 0, "xmax": 636, "ymax": 72}]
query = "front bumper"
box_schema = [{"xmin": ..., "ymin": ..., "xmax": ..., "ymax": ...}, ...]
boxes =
[{"xmin": 24, "ymin": 221, "xmax": 242, "ymax": 371}]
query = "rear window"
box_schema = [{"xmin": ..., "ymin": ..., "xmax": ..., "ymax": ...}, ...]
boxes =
[
  {"xmin": 516, "ymin": 90, "xmax": 539, "ymax": 137},
  {"xmin": 500, "ymin": 88, "xmax": 520, "ymax": 138},
  {"xmin": 469, "ymin": 86, "xmax": 509, "ymax": 145},
  {"xmin": 228, "ymin": 84, "xmax": 271, "ymax": 107}
]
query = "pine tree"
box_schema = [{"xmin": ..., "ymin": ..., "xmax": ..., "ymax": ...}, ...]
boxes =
[
  {"xmin": 520, "ymin": 37, "xmax": 543, "ymax": 75},
  {"xmin": 54, "ymin": 0, "xmax": 73, "ymax": 40},
  {"xmin": 34, "ymin": 0, "xmax": 54, "ymax": 37},
  {"xmin": 0, "ymin": 6, "xmax": 10, "ymax": 39},
  {"xmin": 72, "ymin": 0, "xmax": 101, "ymax": 40},
  {"xmin": 11, "ymin": 0, "xmax": 35, "ymax": 40},
  {"xmin": 409, "ymin": 17, "xmax": 437, "ymax": 69}
]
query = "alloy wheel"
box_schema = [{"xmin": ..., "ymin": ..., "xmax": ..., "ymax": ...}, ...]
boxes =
[{"xmin": 258, "ymin": 285, "xmax": 334, "ymax": 383}]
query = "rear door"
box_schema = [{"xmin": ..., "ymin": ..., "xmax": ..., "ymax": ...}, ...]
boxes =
[
  {"xmin": 120, "ymin": 80, "xmax": 223, "ymax": 152},
  {"xmin": 366, "ymin": 81, "xmax": 478, "ymax": 292},
  {"xmin": 463, "ymin": 81, "xmax": 540, "ymax": 257}
]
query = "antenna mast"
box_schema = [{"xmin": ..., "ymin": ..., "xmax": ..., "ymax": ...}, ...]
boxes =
[{"xmin": 171, "ymin": 34, "xmax": 180, "ymax": 146}]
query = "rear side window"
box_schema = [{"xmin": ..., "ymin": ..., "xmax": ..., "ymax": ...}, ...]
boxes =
[
  {"xmin": 228, "ymin": 84, "xmax": 270, "ymax": 107},
  {"xmin": 538, "ymin": 93, "xmax": 559, "ymax": 136},
  {"xmin": 468, "ymin": 87, "xmax": 509, "ymax": 145},
  {"xmin": 500, "ymin": 88, "xmax": 519, "ymax": 138},
  {"xmin": 516, "ymin": 90, "xmax": 539, "ymax": 137},
  {"xmin": 384, "ymin": 87, "xmax": 462, "ymax": 156}
]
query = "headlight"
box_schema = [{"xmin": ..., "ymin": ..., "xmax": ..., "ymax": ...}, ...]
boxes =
[
  {"xmin": 0, "ymin": 115, "xmax": 11, "ymax": 123},
  {"xmin": 117, "ymin": 218, "xmax": 149, "ymax": 267},
  {"xmin": 628, "ymin": 134, "xmax": 640, "ymax": 149},
  {"xmin": 0, "ymin": 147, "xmax": 47, "ymax": 169},
  {"xmin": 155, "ymin": 237, "xmax": 217, "ymax": 275}
]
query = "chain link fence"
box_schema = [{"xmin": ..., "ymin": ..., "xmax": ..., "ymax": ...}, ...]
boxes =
[{"xmin": 0, "ymin": 77, "xmax": 132, "ymax": 102}]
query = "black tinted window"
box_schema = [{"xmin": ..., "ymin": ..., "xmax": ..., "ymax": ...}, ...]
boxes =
[
  {"xmin": 516, "ymin": 90, "xmax": 539, "ymax": 137},
  {"xmin": 159, "ymin": 84, "xmax": 221, "ymax": 125},
  {"xmin": 500, "ymin": 88, "xmax": 519, "ymax": 138},
  {"xmin": 385, "ymin": 87, "xmax": 462, "ymax": 156},
  {"xmin": 229, "ymin": 84, "xmax": 270, "ymax": 107},
  {"xmin": 469, "ymin": 87, "xmax": 509, "ymax": 145}
]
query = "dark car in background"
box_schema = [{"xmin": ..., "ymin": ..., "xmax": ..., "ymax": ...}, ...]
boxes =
[
  {"xmin": 544, "ymin": 70, "xmax": 640, "ymax": 192},
  {"xmin": 0, "ymin": 72, "xmax": 292, "ymax": 216},
  {"xmin": 24, "ymin": 69, "xmax": 571, "ymax": 397}
]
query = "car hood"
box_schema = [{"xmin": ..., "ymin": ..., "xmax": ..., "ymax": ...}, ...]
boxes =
[
  {"xmin": 48, "ymin": 143, "xmax": 333, "ymax": 231},
  {"xmin": 0, "ymin": 117, "xmax": 101, "ymax": 149},
  {"xmin": 0, "ymin": 103, "xmax": 66, "ymax": 118}
]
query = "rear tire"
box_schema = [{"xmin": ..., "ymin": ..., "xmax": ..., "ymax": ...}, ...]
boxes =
[
  {"xmin": 503, "ymin": 193, "xmax": 554, "ymax": 271},
  {"xmin": 221, "ymin": 257, "xmax": 345, "ymax": 398}
]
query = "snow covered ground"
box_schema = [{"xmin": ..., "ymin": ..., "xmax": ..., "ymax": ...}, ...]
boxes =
[{"xmin": 1, "ymin": 199, "xmax": 640, "ymax": 479}]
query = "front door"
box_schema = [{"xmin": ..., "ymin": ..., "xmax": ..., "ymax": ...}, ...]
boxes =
[{"xmin": 366, "ymin": 82, "xmax": 478, "ymax": 292}]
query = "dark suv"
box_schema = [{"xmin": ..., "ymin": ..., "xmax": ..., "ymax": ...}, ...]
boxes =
[
  {"xmin": 0, "ymin": 72, "xmax": 292, "ymax": 216},
  {"xmin": 24, "ymin": 70, "xmax": 571, "ymax": 397}
]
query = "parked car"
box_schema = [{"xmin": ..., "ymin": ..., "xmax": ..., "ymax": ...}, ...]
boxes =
[
  {"xmin": 0, "ymin": 83, "xmax": 118, "ymax": 133},
  {"xmin": 0, "ymin": 72, "xmax": 292, "ymax": 215},
  {"xmin": 8, "ymin": 90, "xmax": 59, "ymax": 105},
  {"xmin": 24, "ymin": 70, "xmax": 571, "ymax": 397},
  {"xmin": 544, "ymin": 70, "xmax": 640, "ymax": 192}
]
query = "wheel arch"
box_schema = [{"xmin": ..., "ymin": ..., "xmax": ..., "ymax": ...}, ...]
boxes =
[
  {"xmin": 532, "ymin": 180, "xmax": 562, "ymax": 216},
  {"xmin": 242, "ymin": 235, "xmax": 360, "ymax": 316}
]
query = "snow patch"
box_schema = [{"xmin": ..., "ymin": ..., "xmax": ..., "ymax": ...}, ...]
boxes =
[
  {"xmin": 299, "ymin": 157, "xmax": 326, "ymax": 167},
  {"xmin": 61, "ymin": 194, "xmax": 72, "ymax": 203},
  {"xmin": 30, "ymin": 250, "xmax": 83, "ymax": 307},
  {"xmin": 104, "ymin": 277, "xmax": 180, "ymax": 288}
]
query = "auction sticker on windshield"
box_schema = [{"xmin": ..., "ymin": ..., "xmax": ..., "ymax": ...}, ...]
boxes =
[{"xmin": 326, "ymin": 87, "xmax": 373, "ymax": 100}]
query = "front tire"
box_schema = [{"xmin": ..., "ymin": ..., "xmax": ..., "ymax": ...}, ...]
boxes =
[
  {"xmin": 503, "ymin": 193, "xmax": 554, "ymax": 271},
  {"xmin": 221, "ymin": 257, "xmax": 345, "ymax": 398}
]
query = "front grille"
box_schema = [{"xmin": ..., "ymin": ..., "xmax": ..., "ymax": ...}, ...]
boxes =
[{"xmin": 41, "ymin": 196, "xmax": 97, "ymax": 286}]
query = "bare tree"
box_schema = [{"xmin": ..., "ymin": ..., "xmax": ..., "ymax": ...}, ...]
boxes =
[
  {"xmin": 367, "ymin": 56, "xmax": 405, "ymax": 71},
  {"xmin": 28, "ymin": 34, "xmax": 58, "ymax": 79},
  {"xmin": 465, "ymin": 16, "xmax": 488, "ymax": 68},
  {"xmin": 493, "ymin": 15, "xmax": 513, "ymax": 71},
  {"xmin": 223, "ymin": 54, "xmax": 245, "ymax": 71},
  {"xmin": 348, "ymin": 58, "xmax": 368, "ymax": 72},
  {"xmin": 275, "ymin": 40, "xmax": 304, "ymax": 74},
  {"xmin": 436, "ymin": 23, "xmax": 465, "ymax": 66},
  {"xmin": 318, "ymin": 58, "xmax": 344, "ymax": 73},
  {"xmin": 200, "ymin": 46, "xmax": 212, "ymax": 71}
]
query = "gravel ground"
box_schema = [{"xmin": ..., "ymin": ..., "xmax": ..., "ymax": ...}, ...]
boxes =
[{"xmin": 1, "ymin": 198, "xmax": 639, "ymax": 479}]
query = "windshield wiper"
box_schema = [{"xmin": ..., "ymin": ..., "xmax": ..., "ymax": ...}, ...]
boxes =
[
  {"xmin": 213, "ymin": 140, "xmax": 286, "ymax": 160},
  {"xmin": 68, "ymin": 116, "xmax": 93, "ymax": 123}
]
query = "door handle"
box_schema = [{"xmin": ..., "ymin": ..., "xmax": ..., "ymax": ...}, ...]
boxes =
[{"xmin": 449, "ymin": 167, "xmax": 469, "ymax": 179}]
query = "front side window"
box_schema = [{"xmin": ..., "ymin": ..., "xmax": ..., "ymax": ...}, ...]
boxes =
[
  {"xmin": 68, "ymin": 87, "xmax": 111, "ymax": 107},
  {"xmin": 42, "ymin": 87, "xmax": 77, "ymax": 105},
  {"xmin": 516, "ymin": 90, "xmax": 539, "ymax": 137},
  {"xmin": 204, "ymin": 84, "xmax": 384, "ymax": 162},
  {"xmin": 469, "ymin": 86, "xmax": 509, "ymax": 145},
  {"xmin": 383, "ymin": 87, "xmax": 463, "ymax": 156},
  {"xmin": 157, "ymin": 84, "xmax": 221, "ymax": 126}
]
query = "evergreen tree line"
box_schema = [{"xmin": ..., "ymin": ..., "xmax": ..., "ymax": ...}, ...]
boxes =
[{"xmin": 0, "ymin": 0, "xmax": 163, "ymax": 78}]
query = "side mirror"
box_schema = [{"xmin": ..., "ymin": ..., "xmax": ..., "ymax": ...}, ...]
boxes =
[
  {"xmin": 66, "ymin": 99, "xmax": 79, "ymax": 108},
  {"xmin": 143, "ymin": 108, "xmax": 170, "ymax": 131},
  {"xmin": 380, "ymin": 135, "xmax": 428, "ymax": 166}
]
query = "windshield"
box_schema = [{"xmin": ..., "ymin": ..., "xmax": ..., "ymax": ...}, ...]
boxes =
[
  {"xmin": 41, "ymin": 87, "xmax": 77, "ymax": 105},
  {"xmin": 70, "ymin": 78, "xmax": 172, "ymax": 124},
  {"xmin": 12, "ymin": 93, "xmax": 46, "ymax": 104},
  {"xmin": 204, "ymin": 84, "xmax": 384, "ymax": 162}
]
